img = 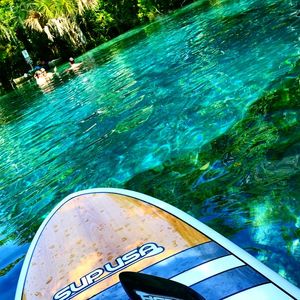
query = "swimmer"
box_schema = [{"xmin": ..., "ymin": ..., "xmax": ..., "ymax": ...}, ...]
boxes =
[
  {"xmin": 68, "ymin": 57, "xmax": 83, "ymax": 70},
  {"xmin": 34, "ymin": 70, "xmax": 47, "ymax": 85},
  {"xmin": 34, "ymin": 68, "xmax": 53, "ymax": 85},
  {"xmin": 69, "ymin": 57, "xmax": 75, "ymax": 66},
  {"xmin": 41, "ymin": 68, "xmax": 54, "ymax": 78}
]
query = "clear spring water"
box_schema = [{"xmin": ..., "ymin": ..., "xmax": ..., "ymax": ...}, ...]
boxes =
[{"xmin": 0, "ymin": 0, "xmax": 300, "ymax": 298}]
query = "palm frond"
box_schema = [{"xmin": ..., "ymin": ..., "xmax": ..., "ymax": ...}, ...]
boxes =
[
  {"xmin": 0, "ymin": 22, "xmax": 16, "ymax": 41},
  {"xmin": 24, "ymin": 11, "xmax": 43, "ymax": 31}
]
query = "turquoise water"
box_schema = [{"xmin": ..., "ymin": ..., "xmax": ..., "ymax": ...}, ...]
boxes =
[{"xmin": 1, "ymin": 0, "xmax": 300, "ymax": 298}]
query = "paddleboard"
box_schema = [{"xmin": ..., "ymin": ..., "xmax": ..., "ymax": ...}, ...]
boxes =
[{"xmin": 15, "ymin": 188, "xmax": 300, "ymax": 299}]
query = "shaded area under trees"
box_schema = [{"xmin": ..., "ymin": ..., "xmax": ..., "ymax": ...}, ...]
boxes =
[{"xmin": 0, "ymin": 0, "xmax": 197, "ymax": 90}]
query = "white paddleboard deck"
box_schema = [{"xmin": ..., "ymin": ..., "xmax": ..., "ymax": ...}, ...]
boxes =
[{"xmin": 15, "ymin": 189, "xmax": 300, "ymax": 299}]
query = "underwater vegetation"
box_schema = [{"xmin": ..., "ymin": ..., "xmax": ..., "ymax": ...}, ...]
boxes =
[{"xmin": 125, "ymin": 61, "xmax": 300, "ymax": 285}]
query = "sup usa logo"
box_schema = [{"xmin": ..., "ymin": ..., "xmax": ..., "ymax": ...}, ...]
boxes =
[{"xmin": 53, "ymin": 242, "xmax": 164, "ymax": 300}]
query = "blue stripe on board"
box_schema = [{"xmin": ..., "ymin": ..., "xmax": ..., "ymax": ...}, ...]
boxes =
[
  {"xmin": 90, "ymin": 242, "xmax": 229, "ymax": 299},
  {"xmin": 142, "ymin": 241, "xmax": 229, "ymax": 278},
  {"xmin": 90, "ymin": 283, "xmax": 128, "ymax": 299},
  {"xmin": 191, "ymin": 265, "xmax": 270, "ymax": 300}
]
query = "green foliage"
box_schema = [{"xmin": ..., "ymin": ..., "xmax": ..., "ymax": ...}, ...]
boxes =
[
  {"xmin": 0, "ymin": 0, "xmax": 195, "ymax": 87},
  {"xmin": 0, "ymin": 0, "xmax": 18, "ymax": 42},
  {"xmin": 137, "ymin": 0, "xmax": 159, "ymax": 22}
]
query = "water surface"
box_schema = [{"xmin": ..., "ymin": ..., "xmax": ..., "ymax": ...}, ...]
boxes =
[{"xmin": 0, "ymin": 0, "xmax": 300, "ymax": 298}]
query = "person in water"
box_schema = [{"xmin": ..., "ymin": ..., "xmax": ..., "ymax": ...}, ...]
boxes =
[
  {"xmin": 34, "ymin": 68, "xmax": 53, "ymax": 85},
  {"xmin": 69, "ymin": 57, "xmax": 75, "ymax": 66},
  {"xmin": 68, "ymin": 57, "xmax": 82, "ymax": 70},
  {"xmin": 34, "ymin": 70, "xmax": 46, "ymax": 85}
]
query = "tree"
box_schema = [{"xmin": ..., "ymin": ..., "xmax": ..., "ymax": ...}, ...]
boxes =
[{"xmin": 0, "ymin": 0, "xmax": 196, "ymax": 88}]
